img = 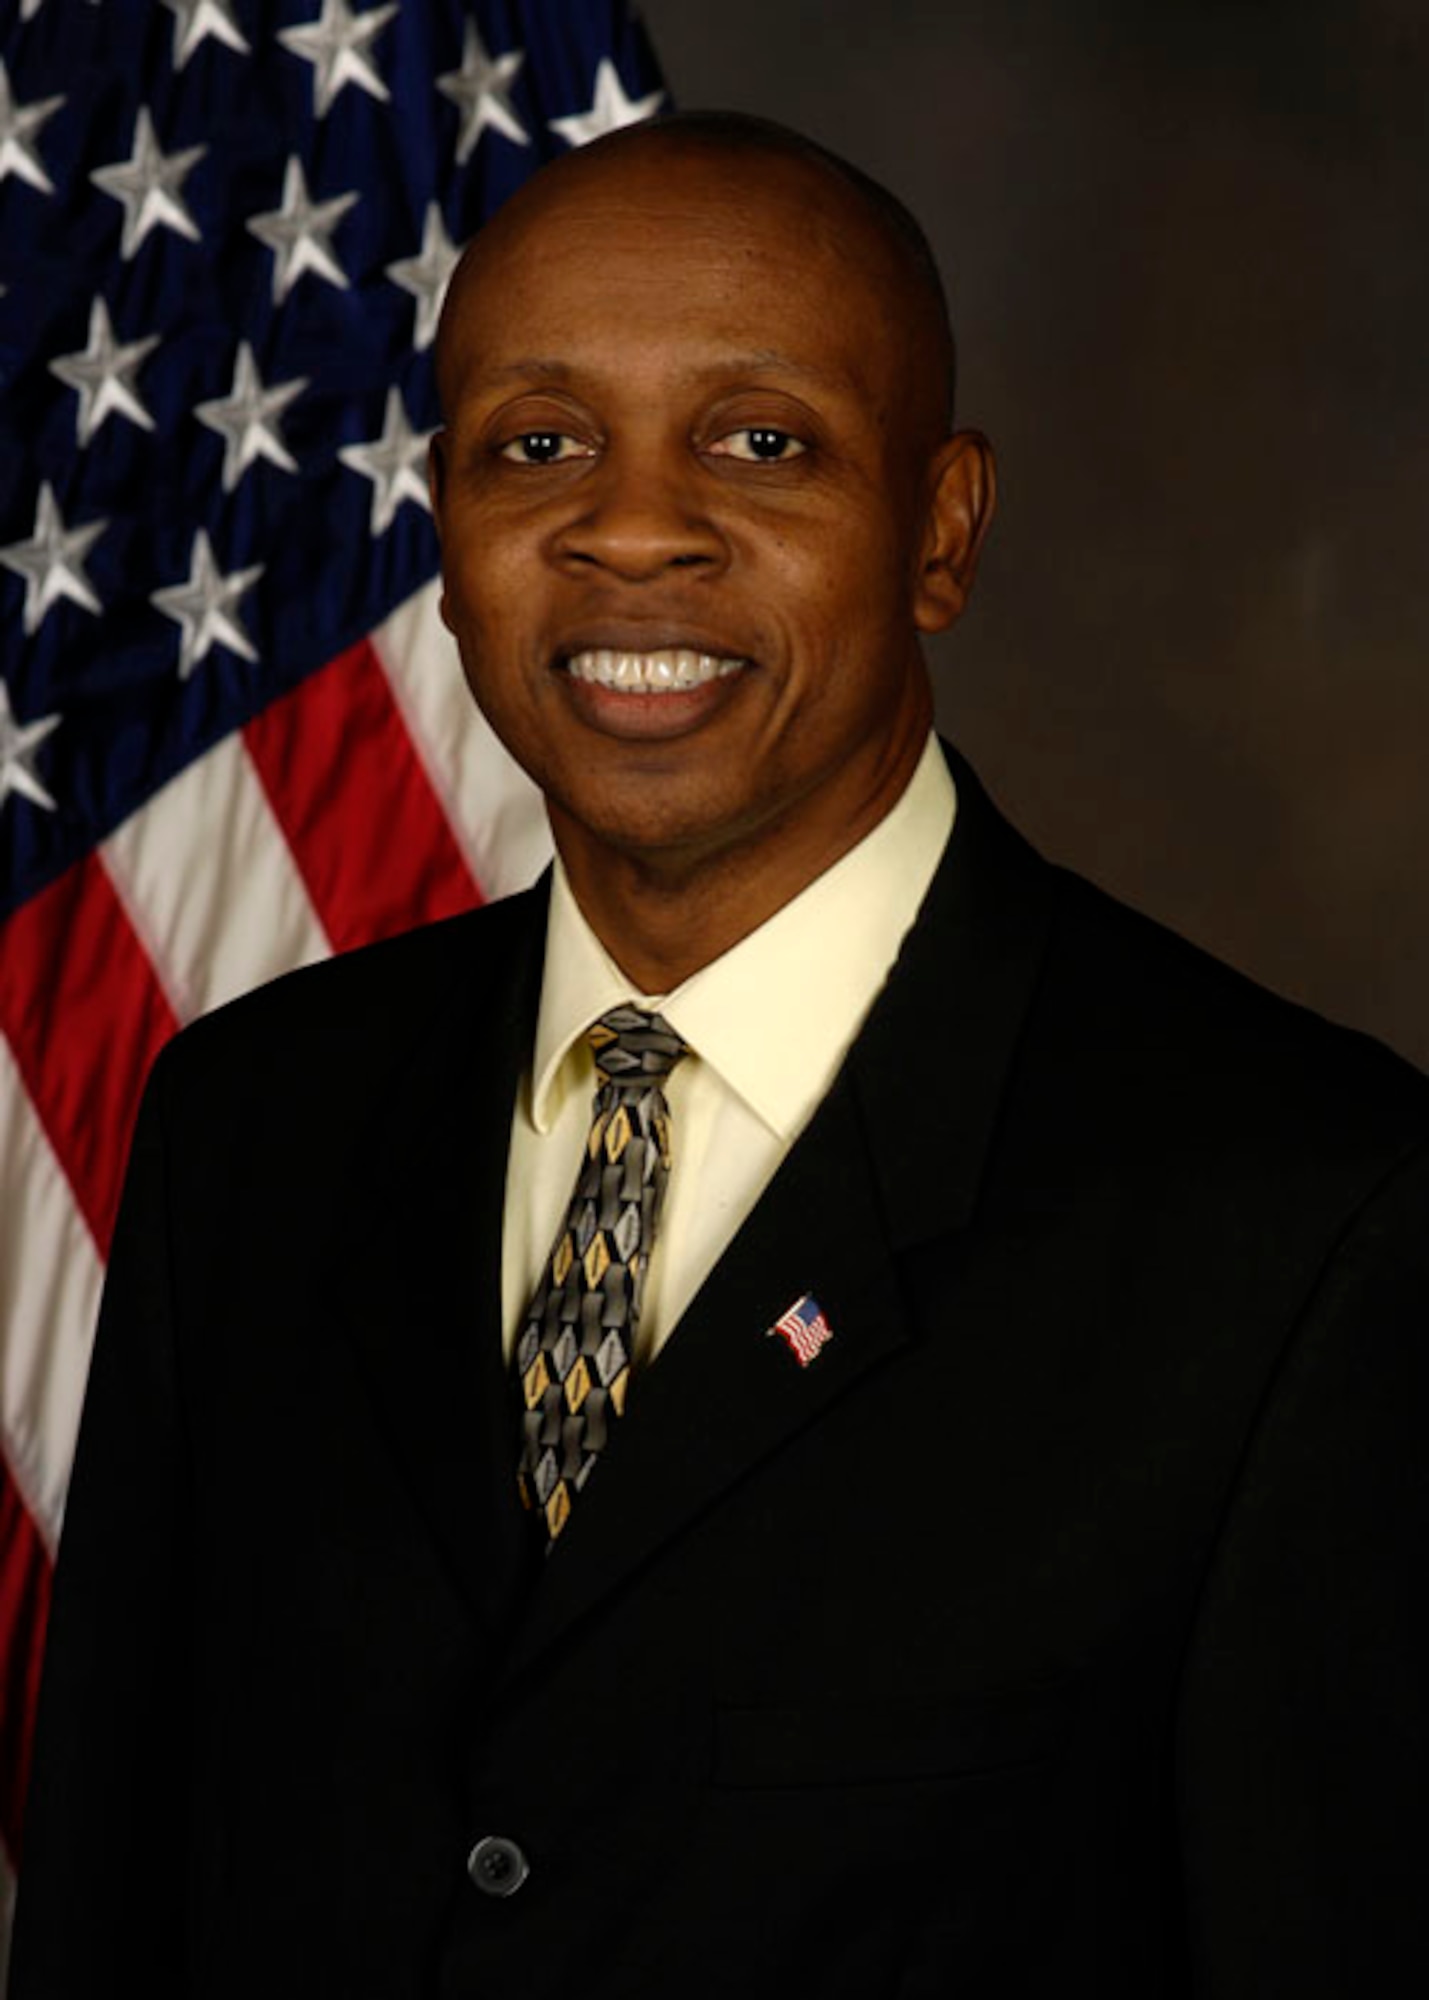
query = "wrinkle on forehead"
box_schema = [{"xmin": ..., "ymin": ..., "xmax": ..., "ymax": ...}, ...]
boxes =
[{"xmin": 471, "ymin": 349, "xmax": 857, "ymax": 392}]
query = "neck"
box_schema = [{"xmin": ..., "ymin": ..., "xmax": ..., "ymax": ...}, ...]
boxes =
[{"xmin": 552, "ymin": 737, "xmax": 929, "ymax": 994}]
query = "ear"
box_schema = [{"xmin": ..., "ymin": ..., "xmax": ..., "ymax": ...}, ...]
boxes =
[
  {"xmin": 913, "ymin": 429, "xmax": 996, "ymax": 634},
  {"xmin": 428, "ymin": 429, "xmax": 449, "ymax": 518},
  {"xmin": 427, "ymin": 432, "xmax": 454, "ymax": 632}
]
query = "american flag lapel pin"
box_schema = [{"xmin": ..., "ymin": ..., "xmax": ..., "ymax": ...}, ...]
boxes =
[{"xmin": 767, "ymin": 1293, "xmax": 834, "ymax": 1368}]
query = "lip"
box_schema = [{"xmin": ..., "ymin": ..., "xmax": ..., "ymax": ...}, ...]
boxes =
[
  {"xmin": 559, "ymin": 666, "xmax": 750, "ymax": 742},
  {"xmin": 548, "ymin": 628, "xmax": 758, "ymax": 741},
  {"xmin": 544, "ymin": 636, "xmax": 744, "ymax": 740}
]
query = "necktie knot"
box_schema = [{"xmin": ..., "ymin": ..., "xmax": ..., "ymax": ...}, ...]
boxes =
[{"xmin": 587, "ymin": 1005, "xmax": 687, "ymax": 1087}]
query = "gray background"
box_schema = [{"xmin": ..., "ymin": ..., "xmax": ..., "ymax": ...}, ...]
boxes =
[{"xmin": 641, "ymin": 0, "xmax": 1429, "ymax": 1069}]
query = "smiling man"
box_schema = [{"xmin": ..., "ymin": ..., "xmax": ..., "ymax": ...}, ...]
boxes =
[
  {"xmin": 427, "ymin": 116, "xmax": 986, "ymax": 992},
  {"xmin": 13, "ymin": 115, "xmax": 1429, "ymax": 1999}
]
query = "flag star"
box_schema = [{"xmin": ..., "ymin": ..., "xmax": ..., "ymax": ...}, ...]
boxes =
[
  {"xmin": 151, "ymin": 529, "xmax": 263, "ymax": 679},
  {"xmin": 247, "ymin": 156, "xmax": 358, "ymax": 303},
  {"xmin": 160, "ymin": 0, "xmax": 250, "ymax": 70},
  {"xmin": 549, "ymin": 59, "xmax": 664, "ymax": 150},
  {"xmin": 0, "ymin": 57, "xmax": 65, "ymax": 196},
  {"xmin": 339, "ymin": 387, "xmax": 433, "ymax": 537},
  {"xmin": 194, "ymin": 342, "xmax": 308, "ymax": 492},
  {"xmin": 0, "ymin": 679, "xmax": 61, "ymax": 815},
  {"xmin": 91, "ymin": 107, "xmax": 206, "ymax": 260},
  {"xmin": 386, "ymin": 202, "xmax": 462, "ymax": 351},
  {"xmin": 437, "ymin": 23, "xmax": 527, "ymax": 162},
  {"xmin": 49, "ymin": 297, "xmax": 159, "ymax": 447},
  {"xmin": 279, "ymin": 0, "xmax": 397, "ymax": 118},
  {"xmin": 0, "ymin": 483, "xmax": 106, "ymax": 636}
]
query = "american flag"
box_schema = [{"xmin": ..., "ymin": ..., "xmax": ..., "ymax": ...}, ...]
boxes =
[
  {"xmin": 770, "ymin": 1293, "xmax": 834, "ymax": 1368},
  {"xmin": 0, "ymin": 0, "xmax": 665, "ymax": 1959}
]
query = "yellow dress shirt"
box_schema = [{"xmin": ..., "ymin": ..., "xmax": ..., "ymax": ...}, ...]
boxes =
[{"xmin": 501, "ymin": 733, "xmax": 956, "ymax": 1362}]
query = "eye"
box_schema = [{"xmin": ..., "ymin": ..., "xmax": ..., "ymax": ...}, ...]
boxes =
[
  {"xmin": 709, "ymin": 427, "xmax": 807, "ymax": 463},
  {"xmin": 499, "ymin": 431, "xmax": 589, "ymax": 465}
]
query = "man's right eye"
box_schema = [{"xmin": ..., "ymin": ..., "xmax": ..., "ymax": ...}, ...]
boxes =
[{"xmin": 499, "ymin": 432, "xmax": 585, "ymax": 464}]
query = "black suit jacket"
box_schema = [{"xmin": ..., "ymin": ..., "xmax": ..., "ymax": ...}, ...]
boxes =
[{"xmin": 13, "ymin": 750, "xmax": 1429, "ymax": 1997}]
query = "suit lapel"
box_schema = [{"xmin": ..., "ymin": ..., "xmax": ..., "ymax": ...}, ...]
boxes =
[
  {"xmin": 852, "ymin": 746, "xmax": 1061, "ymax": 1254},
  {"xmin": 502, "ymin": 750, "xmax": 1061, "ymax": 1684},
  {"xmin": 339, "ymin": 887, "xmax": 547, "ymax": 1640}
]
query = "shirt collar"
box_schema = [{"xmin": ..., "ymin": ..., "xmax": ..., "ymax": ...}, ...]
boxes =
[{"xmin": 529, "ymin": 732, "xmax": 956, "ymax": 1139}]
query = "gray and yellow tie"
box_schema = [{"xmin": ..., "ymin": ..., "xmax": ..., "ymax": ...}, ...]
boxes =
[{"xmin": 515, "ymin": 1006, "xmax": 687, "ymax": 1545}]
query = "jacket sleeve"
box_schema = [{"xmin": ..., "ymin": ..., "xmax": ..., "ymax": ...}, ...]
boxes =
[
  {"xmin": 1175, "ymin": 1143, "xmax": 1429, "ymax": 1995},
  {"xmin": 9, "ymin": 1054, "xmax": 190, "ymax": 1997}
]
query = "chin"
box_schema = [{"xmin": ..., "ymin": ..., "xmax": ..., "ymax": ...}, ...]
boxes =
[{"xmin": 556, "ymin": 779, "xmax": 750, "ymax": 865}]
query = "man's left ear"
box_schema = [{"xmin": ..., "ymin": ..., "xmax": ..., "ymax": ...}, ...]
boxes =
[
  {"xmin": 913, "ymin": 430, "xmax": 996, "ymax": 634},
  {"xmin": 428, "ymin": 432, "xmax": 455, "ymax": 633}
]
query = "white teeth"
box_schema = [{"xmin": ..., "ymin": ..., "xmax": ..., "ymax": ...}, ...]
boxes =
[{"xmin": 566, "ymin": 647, "xmax": 745, "ymax": 692}]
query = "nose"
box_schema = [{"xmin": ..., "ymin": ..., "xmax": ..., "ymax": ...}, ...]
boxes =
[{"xmin": 552, "ymin": 446, "xmax": 727, "ymax": 582}]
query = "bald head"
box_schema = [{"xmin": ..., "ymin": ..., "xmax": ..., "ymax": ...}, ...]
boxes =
[{"xmin": 434, "ymin": 111, "xmax": 957, "ymax": 446}]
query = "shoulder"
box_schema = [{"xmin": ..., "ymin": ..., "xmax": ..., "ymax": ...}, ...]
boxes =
[
  {"xmin": 935, "ymin": 748, "xmax": 1429, "ymax": 1200},
  {"xmin": 147, "ymin": 880, "xmax": 548, "ymax": 1108},
  {"xmin": 1044, "ymin": 864, "xmax": 1428, "ymax": 1148},
  {"xmin": 981, "ymin": 864, "xmax": 1429, "ymax": 1298},
  {"xmin": 948, "ymin": 837, "xmax": 1429, "ymax": 1346}
]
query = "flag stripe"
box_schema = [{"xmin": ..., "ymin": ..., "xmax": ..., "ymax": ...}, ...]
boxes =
[
  {"xmin": 0, "ymin": 4, "xmax": 667, "ymax": 1955},
  {"xmin": 0, "ymin": 859, "xmax": 177, "ymax": 1259},
  {"xmin": 370, "ymin": 583, "xmax": 551, "ymax": 901},
  {"xmin": 0, "ymin": 1459, "xmax": 53, "ymax": 1870},
  {"xmin": 101, "ymin": 735, "xmax": 331, "ymax": 1023},
  {"xmin": 243, "ymin": 637, "xmax": 483, "ymax": 953},
  {"xmin": 0, "ymin": 1035, "xmax": 104, "ymax": 1546}
]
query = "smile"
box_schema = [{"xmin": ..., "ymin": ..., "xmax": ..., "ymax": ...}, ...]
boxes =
[{"xmin": 564, "ymin": 647, "xmax": 746, "ymax": 693}]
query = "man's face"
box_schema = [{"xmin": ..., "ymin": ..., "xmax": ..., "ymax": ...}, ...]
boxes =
[{"xmin": 431, "ymin": 142, "xmax": 988, "ymax": 893}]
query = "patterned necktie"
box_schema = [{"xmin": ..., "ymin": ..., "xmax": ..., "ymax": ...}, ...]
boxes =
[{"xmin": 515, "ymin": 1006, "xmax": 688, "ymax": 1545}]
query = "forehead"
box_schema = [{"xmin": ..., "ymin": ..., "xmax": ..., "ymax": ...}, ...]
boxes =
[{"xmin": 440, "ymin": 147, "xmax": 909, "ymax": 406}]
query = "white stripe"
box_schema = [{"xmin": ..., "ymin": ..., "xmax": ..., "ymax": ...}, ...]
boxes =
[
  {"xmin": 0, "ymin": 1034, "xmax": 104, "ymax": 1549},
  {"xmin": 370, "ymin": 579, "xmax": 552, "ymax": 900},
  {"xmin": 100, "ymin": 735, "xmax": 331, "ymax": 1022}
]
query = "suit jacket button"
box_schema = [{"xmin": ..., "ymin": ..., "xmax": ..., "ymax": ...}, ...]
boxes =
[{"xmin": 467, "ymin": 1834, "xmax": 530, "ymax": 1898}]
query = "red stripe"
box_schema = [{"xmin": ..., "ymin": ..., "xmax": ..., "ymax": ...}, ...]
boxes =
[
  {"xmin": 0, "ymin": 1464, "xmax": 53, "ymax": 1866},
  {"xmin": 0, "ymin": 857, "xmax": 179, "ymax": 1256},
  {"xmin": 244, "ymin": 639, "xmax": 482, "ymax": 954}
]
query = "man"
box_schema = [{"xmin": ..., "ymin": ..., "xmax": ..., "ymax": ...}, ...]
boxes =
[{"xmin": 12, "ymin": 113, "xmax": 1428, "ymax": 1997}]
